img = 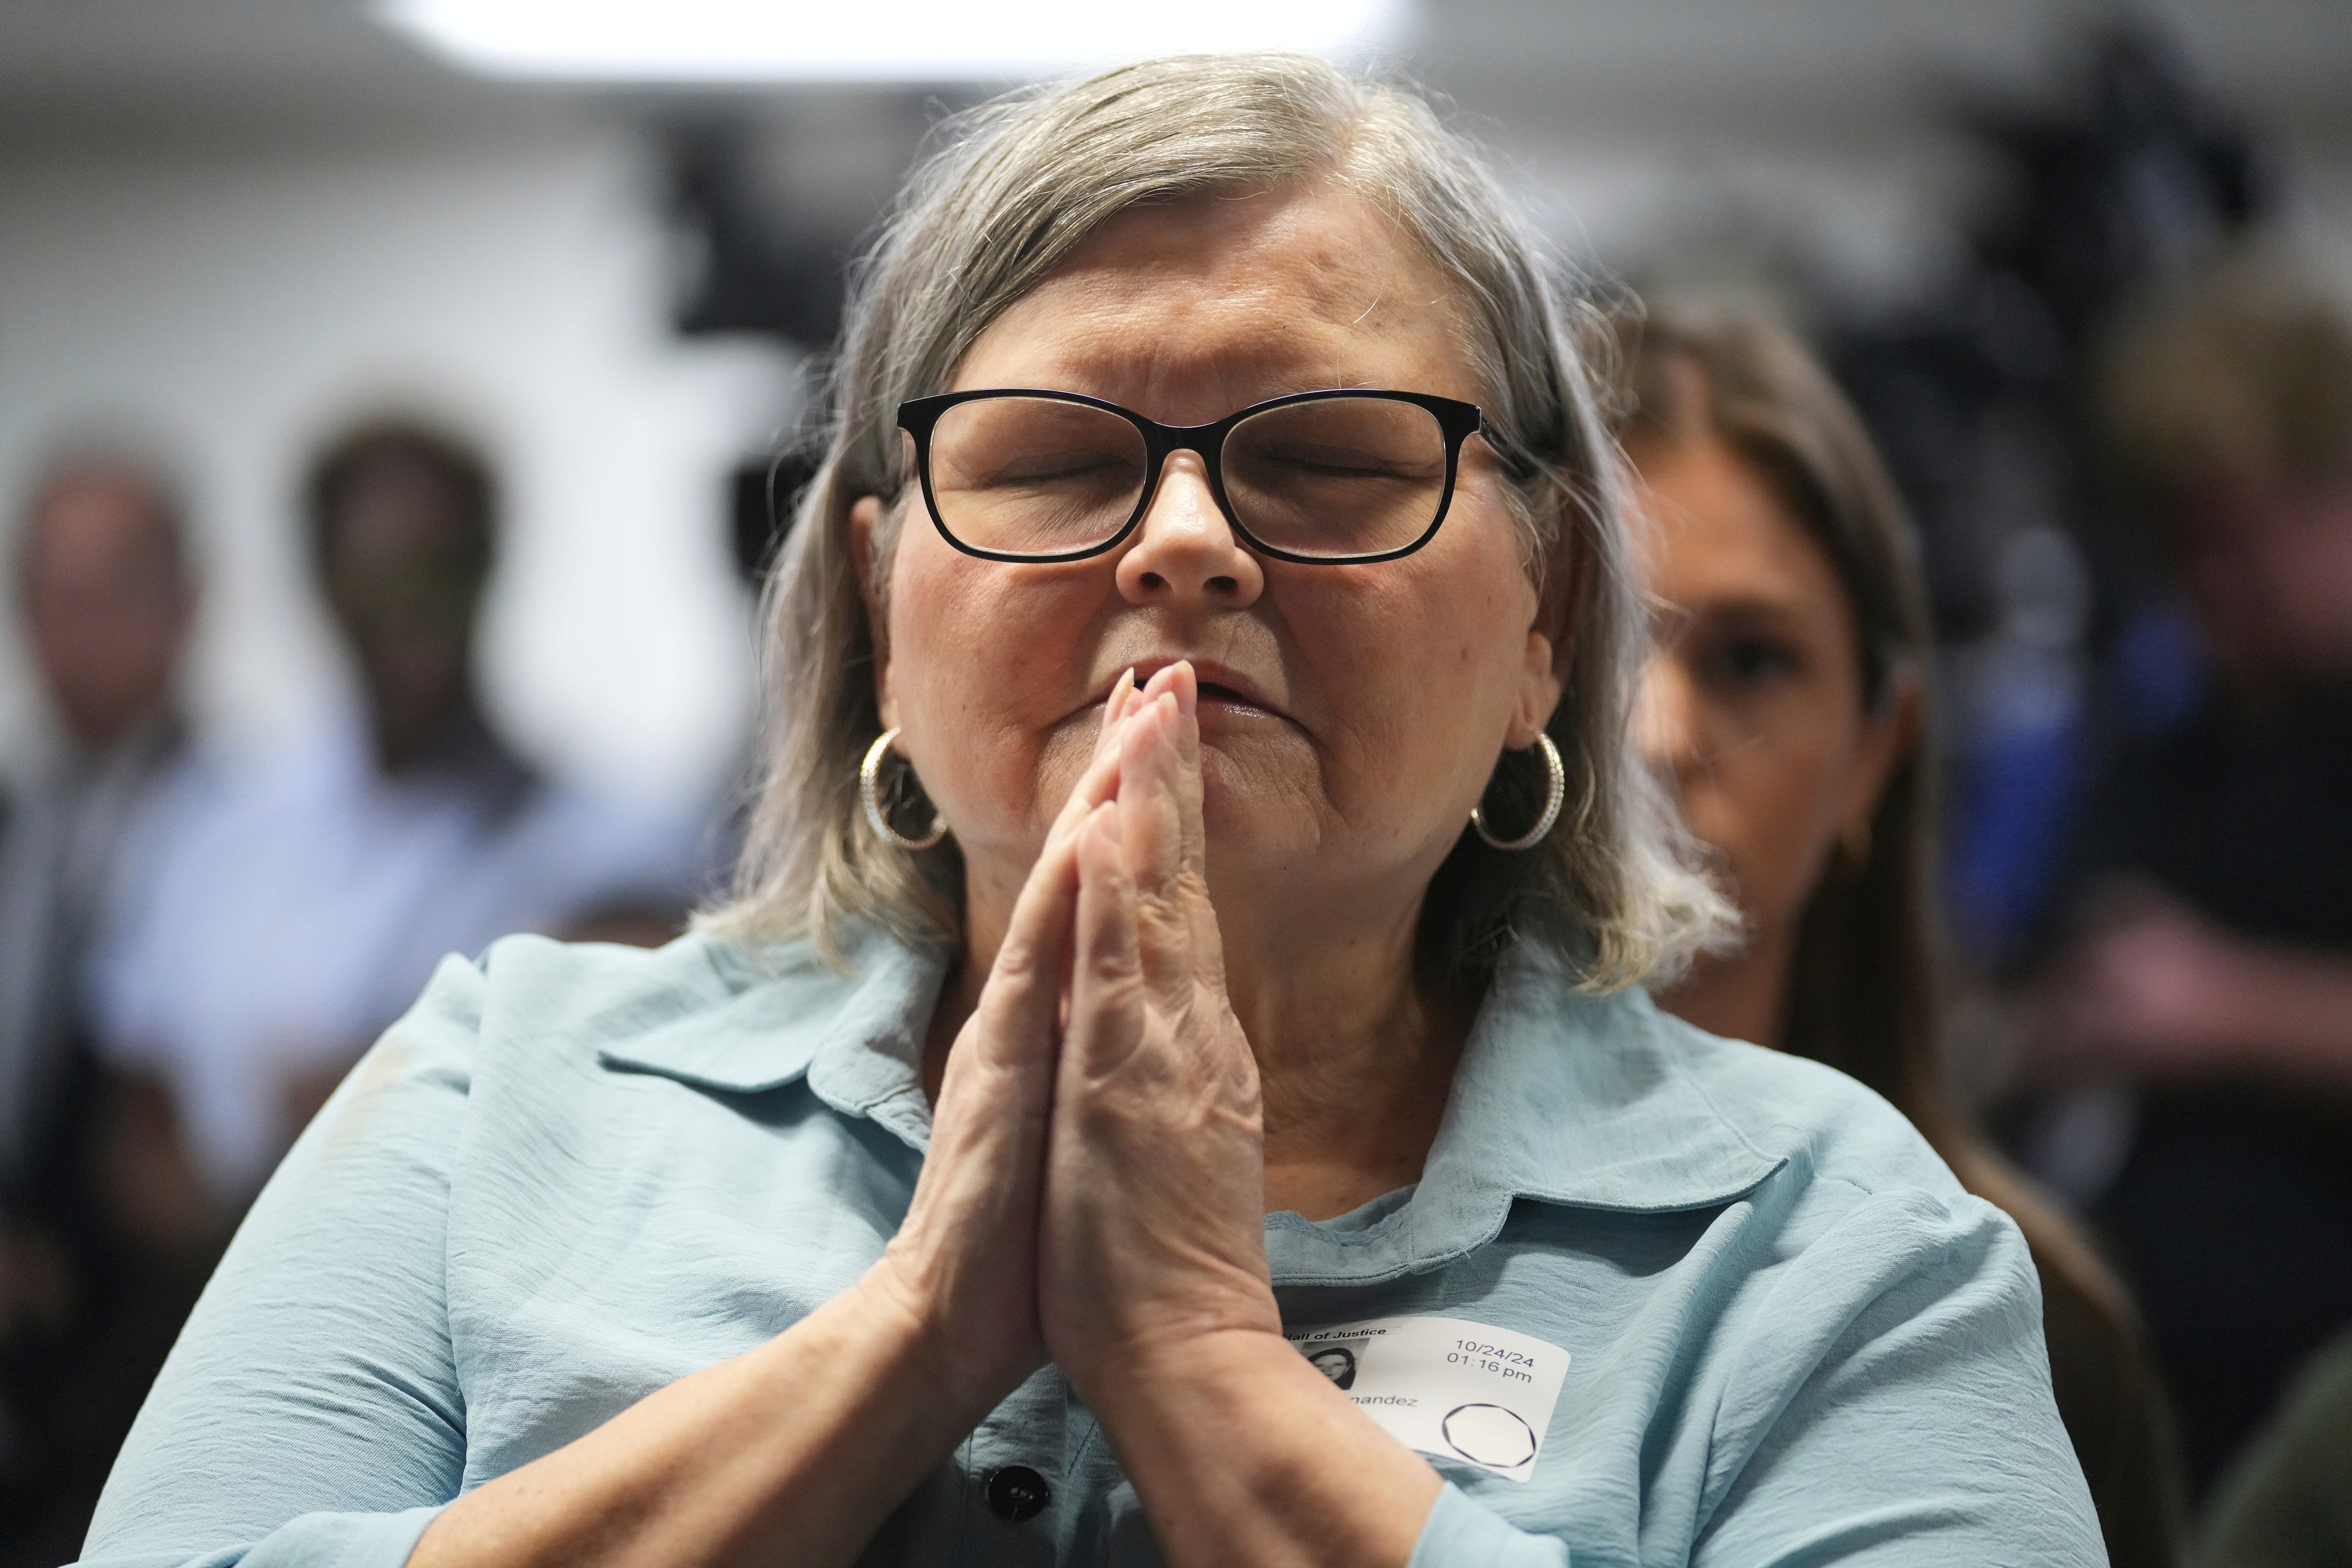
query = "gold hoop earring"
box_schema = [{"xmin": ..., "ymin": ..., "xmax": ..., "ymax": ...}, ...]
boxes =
[
  {"xmin": 860, "ymin": 728, "xmax": 947, "ymax": 851},
  {"xmin": 1471, "ymin": 732, "xmax": 1566, "ymax": 852}
]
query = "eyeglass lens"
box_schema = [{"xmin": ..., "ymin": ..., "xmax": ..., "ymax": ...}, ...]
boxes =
[{"xmin": 924, "ymin": 395, "xmax": 1451, "ymax": 560}]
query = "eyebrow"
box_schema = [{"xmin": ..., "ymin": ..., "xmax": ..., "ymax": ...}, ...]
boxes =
[
  {"xmin": 1649, "ymin": 593, "xmax": 1822, "ymax": 642},
  {"xmin": 1682, "ymin": 594, "xmax": 1813, "ymax": 621}
]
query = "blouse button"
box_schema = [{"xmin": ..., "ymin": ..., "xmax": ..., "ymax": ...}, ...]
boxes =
[{"xmin": 985, "ymin": 1464, "xmax": 1052, "ymax": 1521}]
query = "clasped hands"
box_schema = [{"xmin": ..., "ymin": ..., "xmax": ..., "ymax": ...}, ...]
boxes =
[
  {"xmin": 864, "ymin": 660, "xmax": 1282, "ymax": 1421},
  {"xmin": 410, "ymin": 666, "xmax": 1435, "ymax": 1568}
]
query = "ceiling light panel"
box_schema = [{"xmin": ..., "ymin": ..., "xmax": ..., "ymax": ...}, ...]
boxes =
[{"xmin": 377, "ymin": 0, "xmax": 1413, "ymax": 83}]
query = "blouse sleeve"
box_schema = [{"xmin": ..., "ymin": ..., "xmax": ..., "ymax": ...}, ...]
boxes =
[
  {"xmin": 1407, "ymin": 1187, "xmax": 2105, "ymax": 1567},
  {"xmin": 74, "ymin": 954, "xmax": 486, "ymax": 1568}
]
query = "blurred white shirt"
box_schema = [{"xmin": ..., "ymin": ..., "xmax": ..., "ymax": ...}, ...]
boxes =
[{"xmin": 89, "ymin": 707, "xmax": 710, "ymax": 1198}]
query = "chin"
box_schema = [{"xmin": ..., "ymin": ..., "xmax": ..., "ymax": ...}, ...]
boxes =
[{"xmin": 1195, "ymin": 749, "xmax": 1332, "ymax": 871}]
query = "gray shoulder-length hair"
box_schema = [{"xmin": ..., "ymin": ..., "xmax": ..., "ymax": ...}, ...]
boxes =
[{"xmin": 703, "ymin": 52, "xmax": 1724, "ymax": 991}]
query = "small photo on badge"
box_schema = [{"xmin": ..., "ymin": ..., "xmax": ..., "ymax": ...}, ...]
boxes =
[{"xmin": 1304, "ymin": 1341, "xmax": 1362, "ymax": 1391}]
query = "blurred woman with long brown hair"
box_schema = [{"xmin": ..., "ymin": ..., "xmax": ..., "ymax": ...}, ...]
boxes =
[{"xmin": 1616, "ymin": 303, "xmax": 2187, "ymax": 1565}]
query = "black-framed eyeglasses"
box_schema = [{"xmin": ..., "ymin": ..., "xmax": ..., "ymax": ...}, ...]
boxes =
[{"xmin": 896, "ymin": 388, "xmax": 1485, "ymax": 565}]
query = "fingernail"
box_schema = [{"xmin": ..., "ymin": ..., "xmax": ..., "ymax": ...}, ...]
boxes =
[
  {"xmin": 1104, "ymin": 668, "xmax": 1135, "ymax": 731},
  {"xmin": 1171, "ymin": 659, "xmax": 1197, "ymax": 718}
]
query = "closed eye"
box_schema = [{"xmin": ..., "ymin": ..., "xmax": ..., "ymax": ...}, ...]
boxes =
[
  {"xmin": 1249, "ymin": 443, "xmax": 1434, "ymax": 482},
  {"xmin": 987, "ymin": 452, "xmax": 1140, "ymax": 487}
]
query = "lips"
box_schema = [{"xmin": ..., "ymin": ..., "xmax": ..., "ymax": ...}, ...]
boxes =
[{"xmin": 1096, "ymin": 657, "xmax": 1288, "ymax": 722}]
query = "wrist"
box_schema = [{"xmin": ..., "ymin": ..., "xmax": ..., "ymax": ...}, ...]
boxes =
[
  {"xmin": 1065, "ymin": 1318, "xmax": 1292, "ymax": 1429},
  {"xmin": 841, "ymin": 1259, "xmax": 1027, "ymax": 1435},
  {"xmin": 1074, "ymin": 1324, "xmax": 1444, "ymax": 1568}
]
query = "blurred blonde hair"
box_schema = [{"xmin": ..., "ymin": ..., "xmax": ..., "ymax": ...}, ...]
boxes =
[
  {"xmin": 702, "ymin": 52, "xmax": 1725, "ymax": 990},
  {"xmin": 2101, "ymin": 248, "xmax": 2352, "ymax": 519}
]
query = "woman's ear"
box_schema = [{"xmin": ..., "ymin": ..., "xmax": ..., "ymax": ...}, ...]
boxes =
[
  {"xmin": 849, "ymin": 494, "xmax": 899, "ymax": 730},
  {"xmin": 1505, "ymin": 511, "xmax": 1586, "ymax": 749},
  {"xmin": 1838, "ymin": 664, "xmax": 1922, "ymax": 840},
  {"xmin": 1506, "ymin": 630, "xmax": 1567, "ymax": 750}
]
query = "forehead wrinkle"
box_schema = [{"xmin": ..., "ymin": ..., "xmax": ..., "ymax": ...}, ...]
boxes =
[
  {"xmin": 1062, "ymin": 188, "xmax": 1426, "ymax": 317},
  {"xmin": 953, "ymin": 187, "xmax": 1477, "ymax": 414},
  {"xmin": 1042, "ymin": 303, "xmax": 1417, "ymax": 415}
]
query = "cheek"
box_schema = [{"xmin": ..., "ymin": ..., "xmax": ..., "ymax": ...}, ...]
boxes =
[
  {"xmin": 1680, "ymin": 696, "xmax": 1860, "ymax": 927},
  {"xmin": 1288, "ymin": 533, "xmax": 1535, "ymax": 820},
  {"xmin": 883, "ymin": 535, "xmax": 1104, "ymax": 833}
]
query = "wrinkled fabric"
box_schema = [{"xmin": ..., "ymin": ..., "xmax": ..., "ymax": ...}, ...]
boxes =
[{"xmin": 82, "ymin": 928, "xmax": 2104, "ymax": 1567}]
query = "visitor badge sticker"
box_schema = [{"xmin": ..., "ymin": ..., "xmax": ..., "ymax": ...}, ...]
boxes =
[{"xmin": 1285, "ymin": 1316, "xmax": 1569, "ymax": 1481}]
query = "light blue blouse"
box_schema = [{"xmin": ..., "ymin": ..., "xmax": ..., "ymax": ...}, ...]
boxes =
[{"xmin": 79, "ymin": 927, "xmax": 2104, "ymax": 1567}]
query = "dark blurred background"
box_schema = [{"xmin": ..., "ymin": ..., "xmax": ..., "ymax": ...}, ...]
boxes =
[{"xmin": 4, "ymin": 0, "xmax": 2352, "ymax": 1561}]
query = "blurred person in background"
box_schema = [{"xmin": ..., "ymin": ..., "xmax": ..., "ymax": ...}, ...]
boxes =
[
  {"xmin": 1618, "ymin": 304, "xmax": 2189, "ymax": 1564},
  {"xmin": 2195, "ymin": 1324, "xmax": 2352, "ymax": 1568},
  {"xmin": 0, "ymin": 453, "xmax": 211, "ymax": 1565},
  {"xmin": 2012, "ymin": 255, "xmax": 2352, "ymax": 1498},
  {"xmin": 86, "ymin": 418, "xmax": 703, "ymax": 1216}
]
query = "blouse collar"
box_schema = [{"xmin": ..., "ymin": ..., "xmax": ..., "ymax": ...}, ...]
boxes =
[{"xmin": 598, "ymin": 927, "xmax": 1784, "ymax": 1283}]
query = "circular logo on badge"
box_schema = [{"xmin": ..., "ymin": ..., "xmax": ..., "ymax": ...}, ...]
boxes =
[{"xmin": 1442, "ymin": 1402, "xmax": 1538, "ymax": 1470}]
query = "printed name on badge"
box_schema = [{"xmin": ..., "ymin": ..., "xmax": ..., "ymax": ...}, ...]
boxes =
[{"xmin": 1283, "ymin": 1316, "xmax": 1570, "ymax": 1481}]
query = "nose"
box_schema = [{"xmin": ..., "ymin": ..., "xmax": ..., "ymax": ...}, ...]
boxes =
[
  {"xmin": 1633, "ymin": 655, "xmax": 1701, "ymax": 780},
  {"xmin": 1114, "ymin": 451, "xmax": 1264, "ymax": 609}
]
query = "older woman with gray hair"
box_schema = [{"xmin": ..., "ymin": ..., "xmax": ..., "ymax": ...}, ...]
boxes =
[{"xmin": 77, "ymin": 56, "xmax": 2099, "ymax": 1568}]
